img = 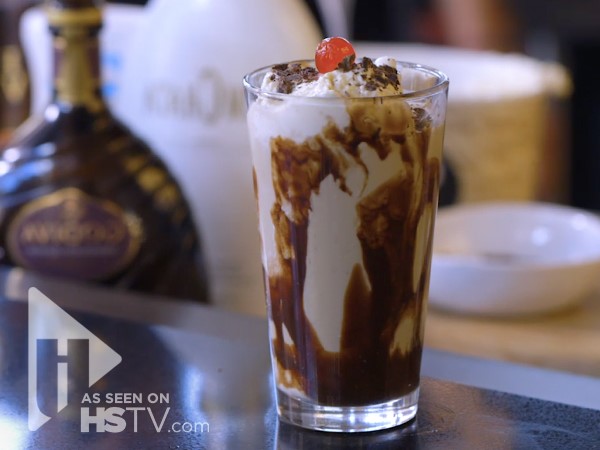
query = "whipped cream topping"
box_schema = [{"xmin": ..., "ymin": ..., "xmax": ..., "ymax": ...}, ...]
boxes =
[{"xmin": 261, "ymin": 57, "xmax": 403, "ymax": 97}]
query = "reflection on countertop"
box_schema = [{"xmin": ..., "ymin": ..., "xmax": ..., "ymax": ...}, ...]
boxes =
[{"xmin": 1, "ymin": 284, "xmax": 600, "ymax": 449}]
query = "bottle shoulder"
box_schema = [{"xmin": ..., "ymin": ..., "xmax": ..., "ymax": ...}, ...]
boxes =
[
  {"xmin": 2, "ymin": 103, "xmax": 152, "ymax": 160},
  {"xmin": 0, "ymin": 104, "xmax": 187, "ymax": 207}
]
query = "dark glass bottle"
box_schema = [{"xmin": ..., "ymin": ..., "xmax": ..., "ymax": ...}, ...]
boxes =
[
  {"xmin": 0, "ymin": 0, "xmax": 35, "ymax": 147},
  {"xmin": 0, "ymin": 0, "xmax": 209, "ymax": 302}
]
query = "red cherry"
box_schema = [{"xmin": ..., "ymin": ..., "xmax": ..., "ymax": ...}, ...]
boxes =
[{"xmin": 315, "ymin": 37, "xmax": 356, "ymax": 73}]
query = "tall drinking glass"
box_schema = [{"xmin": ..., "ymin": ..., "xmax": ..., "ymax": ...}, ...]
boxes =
[{"xmin": 243, "ymin": 61, "xmax": 449, "ymax": 432}]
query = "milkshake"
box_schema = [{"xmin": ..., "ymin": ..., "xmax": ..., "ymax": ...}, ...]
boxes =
[{"xmin": 243, "ymin": 38, "xmax": 449, "ymax": 432}]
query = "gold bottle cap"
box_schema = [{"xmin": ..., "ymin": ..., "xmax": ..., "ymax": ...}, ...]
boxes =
[{"xmin": 45, "ymin": 0, "xmax": 102, "ymax": 27}]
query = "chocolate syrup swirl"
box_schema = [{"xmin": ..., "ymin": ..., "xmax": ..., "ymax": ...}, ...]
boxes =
[{"xmin": 263, "ymin": 99, "xmax": 440, "ymax": 406}]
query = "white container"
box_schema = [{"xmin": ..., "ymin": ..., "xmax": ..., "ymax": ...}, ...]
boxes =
[
  {"xmin": 114, "ymin": 0, "xmax": 322, "ymax": 315},
  {"xmin": 20, "ymin": 3, "xmax": 144, "ymax": 113},
  {"xmin": 430, "ymin": 202, "xmax": 600, "ymax": 316}
]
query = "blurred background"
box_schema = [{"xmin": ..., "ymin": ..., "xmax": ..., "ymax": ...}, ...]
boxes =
[
  {"xmin": 1, "ymin": 0, "xmax": 600, "ymax": 382},
  {"xmin": 1, "ymin": 0, "xmax": 599, "ymax": 311},
  {"xmin": 4, "ymin": 0, "xmax": 599, "ymax": 207},
  {"xmin": 307, "ymin": 0, "xmax": 598, "ymax": 212}
]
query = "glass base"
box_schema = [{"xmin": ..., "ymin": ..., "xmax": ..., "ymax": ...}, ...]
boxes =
[{"xmin": 276, "ymin": 387, "xmax": 419, "ymax": 433}]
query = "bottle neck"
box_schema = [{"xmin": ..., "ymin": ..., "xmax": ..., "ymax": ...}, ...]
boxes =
[{"xmin": 49, "ymin": 6, "xmax": 105, "ymax": 111}]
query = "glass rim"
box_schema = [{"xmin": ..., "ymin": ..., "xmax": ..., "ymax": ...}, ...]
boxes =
[{"xmin": 243, "ymin": 59, "xmax": 449, "ymax": 101}]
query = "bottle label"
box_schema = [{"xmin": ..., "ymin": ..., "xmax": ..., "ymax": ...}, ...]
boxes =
[{"xmin": 7, "ymin": 188, "xmax": 143, "ymax": 281}]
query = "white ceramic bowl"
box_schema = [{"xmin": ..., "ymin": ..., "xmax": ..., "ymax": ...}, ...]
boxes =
[{"xmin": 429, "ymin": 202, "xmax": 600, "ymax": 316}]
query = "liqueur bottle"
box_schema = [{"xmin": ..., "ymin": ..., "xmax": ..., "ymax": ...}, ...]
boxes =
[
  {"xmin": 0, "ymin": 0, "xmax": 209, "ymax": 302},
  {"xmin": 0, "ymin": 0, "xmax": 35, "ymax": 147}
]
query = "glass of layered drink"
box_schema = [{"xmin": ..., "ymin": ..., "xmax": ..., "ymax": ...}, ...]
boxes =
[{"xmin": 243, "ymin": 41, "xmax": 449, "ymax": 432}]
